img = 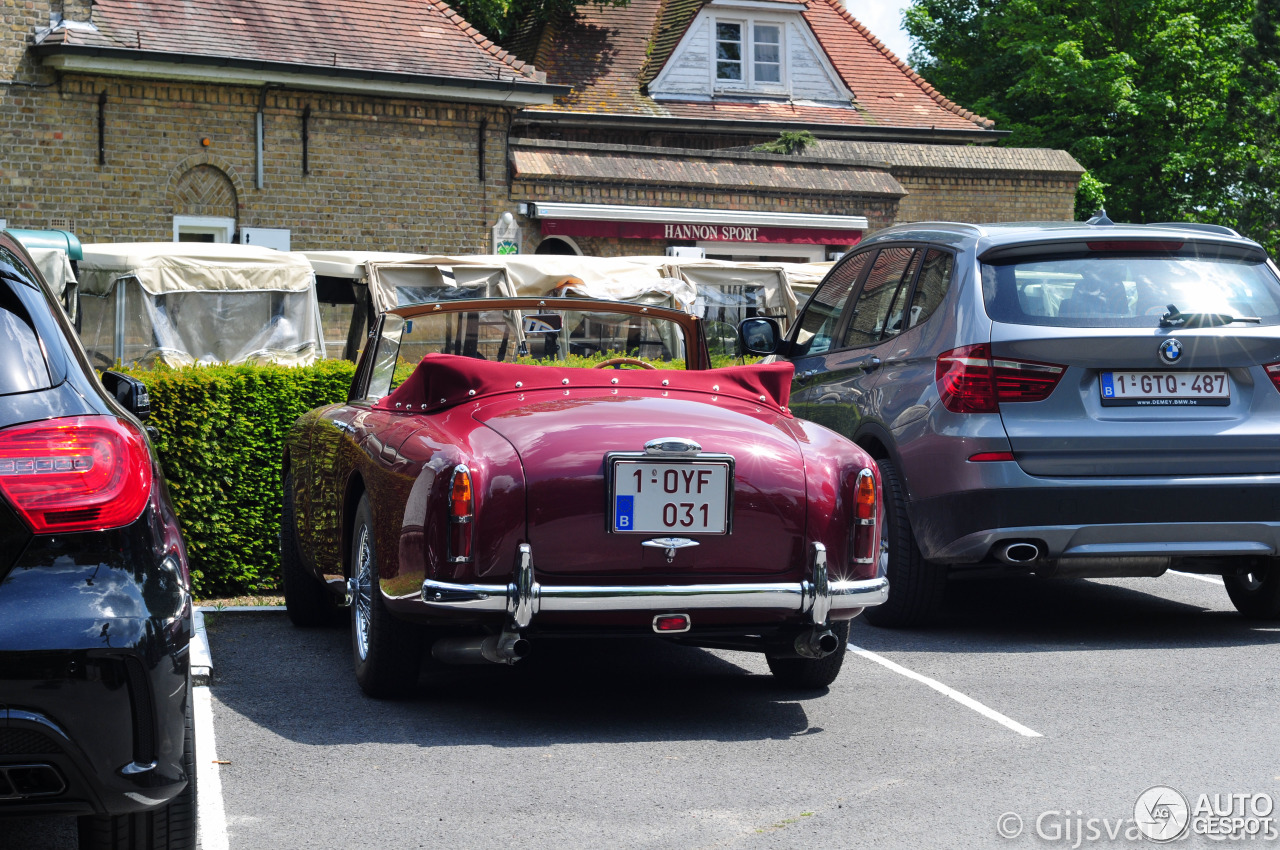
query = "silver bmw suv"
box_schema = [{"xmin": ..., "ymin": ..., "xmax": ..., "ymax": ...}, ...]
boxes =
[{"xmin": 742, "ymin": 214, "xmax": 1280, "ymax": 626}]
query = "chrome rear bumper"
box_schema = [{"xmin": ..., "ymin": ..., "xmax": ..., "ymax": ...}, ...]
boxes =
[{"xmin": 420, "ymin": 542, "xmax": 889, "ymax": 628}]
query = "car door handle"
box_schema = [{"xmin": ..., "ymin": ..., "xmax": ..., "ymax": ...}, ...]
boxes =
[
  {"xmin": 796, "ymin": 369, "xmax": 819, "ymax": 383},
  {"xmin": 867, "ymin": 357, "xmax": 882, "ymax": 371}
]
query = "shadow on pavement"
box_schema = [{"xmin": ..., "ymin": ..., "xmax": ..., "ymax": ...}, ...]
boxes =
[
  {"xmin": 851, "ymin": 573, "xmax": 1280, "ymax": 653},
  {"xmin": 205, "ymin": 611, "xmax": 826, "ymax": 748}
]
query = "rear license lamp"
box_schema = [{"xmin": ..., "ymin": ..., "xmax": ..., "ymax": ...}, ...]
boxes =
[
  {"xmin": 0, "ymin": 416, "xmax": 152, "ymax": 533},
  {"xmin": 936, "ymin": 344, "xmax": 1065, "ymax": 414},
  {"xmin": 447, "ymin": 465, "xmax": 474, "ymax": 563},
  {"xmin": 653, "ymin": 613, "xmax": 691, "ymax": 633}
]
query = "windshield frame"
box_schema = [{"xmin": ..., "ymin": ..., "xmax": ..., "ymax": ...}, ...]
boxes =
[{"xmin": 350, "ymin": 297, "xmax": 711, "ymax": 402}]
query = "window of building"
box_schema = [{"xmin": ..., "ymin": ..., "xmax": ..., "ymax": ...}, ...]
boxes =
[
  {"xmin": 716, "ymin": 22, "xmax": 743, "ymax": 82},
  {"xmin": 713, "ymin": 19, "xmax": 786, "ymax": 90}
]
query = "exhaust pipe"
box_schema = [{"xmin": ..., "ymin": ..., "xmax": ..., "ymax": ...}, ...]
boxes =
[
  {"xmin": 431, "ymin": 631, "xmax": 530, "ymax": 666},
  {"xmin": 998, "ymin": 542, "xmax": 1041, "ymax": 564},
  {"xmin": 794, "ymin": 628, "xmax": 840, "ymax": 659}
]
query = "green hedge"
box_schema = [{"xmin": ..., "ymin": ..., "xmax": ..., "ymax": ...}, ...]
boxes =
[{"xmin": 119, "ymin": 360, "xmax": 356, "ymax": 598}]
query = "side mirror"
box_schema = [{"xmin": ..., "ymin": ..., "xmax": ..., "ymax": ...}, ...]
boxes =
[
  {"xmin": 738, "ymin": 317, "xmax": 782, "ymax": 356},
  {"xmin": 101, "ymin": 370, "xmax": 151, "ymax": 422}
]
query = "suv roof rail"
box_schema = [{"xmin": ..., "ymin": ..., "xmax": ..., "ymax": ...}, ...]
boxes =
[
  {"xmin": 1147, "ymin": 222, "xmax": 1242, "ymax": 238},
  {"xmin": 887, "ymin": 221, "xmax": 988, "ymax": 235}
]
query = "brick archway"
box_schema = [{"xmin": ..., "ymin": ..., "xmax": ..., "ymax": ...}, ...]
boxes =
[{"xmin": 166, "ymin": 157, "xmax": 244, "ymax": 218}]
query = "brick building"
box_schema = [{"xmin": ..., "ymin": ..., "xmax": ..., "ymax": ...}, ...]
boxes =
[
  {"xmin": 1, "ymin": 0, "xmax": 1082, "ymax": 257},
  {"xmin": 0, "ymin": 0, "xmax": 561, "ymax": 250},
  {"xmin": 507, "ymin": 0, "xmax": 1084, "ymax": 259}
]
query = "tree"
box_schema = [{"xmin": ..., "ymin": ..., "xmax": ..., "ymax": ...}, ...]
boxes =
[
  {"xmin": 904, "ymin": 0, "xmax": 1280, "ymax": 253},
  {"xmin": 453, "ymin": 0, "xmax": 628, "ymax": 44}
]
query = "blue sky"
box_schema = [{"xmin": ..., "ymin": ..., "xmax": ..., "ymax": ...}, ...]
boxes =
[{"xmin": 846, "ymin": 0, "xmax": 913, "ymax": 64}]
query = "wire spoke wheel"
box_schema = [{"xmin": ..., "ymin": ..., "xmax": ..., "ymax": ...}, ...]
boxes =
[{"xmin": 353, "ymin": 525, "xmax": 374, "ymax": 661}]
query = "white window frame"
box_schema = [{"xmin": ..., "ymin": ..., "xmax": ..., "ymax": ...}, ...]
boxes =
[
  {"xmin": 711, "ymin": 16, "xmax": 788, "ymax": 93},
  {"xmin": 697, "ymin": 240, "xmax": 826, "ymax": 262},
  {"xmin": 172, "ymin": 215, "xmax": 235, "ymax": 243}
]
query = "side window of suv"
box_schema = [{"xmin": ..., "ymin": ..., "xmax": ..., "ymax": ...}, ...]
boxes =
[
  {"xmin": 792, "ymin": 250, "xmax": 871, "ymax": 356},
  {"xmin": 843, "ymin": 246, "xmax": 917, "ymax": 348},
  {"xmin": 906, "ymin": 249, "xmax": 954, "ymax": 330}
]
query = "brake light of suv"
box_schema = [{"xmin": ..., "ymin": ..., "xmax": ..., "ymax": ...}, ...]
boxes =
[
  {"xmin": 936, "ymin": 344, "xmax": 1066, "ymax": 413},
  {"xmin": 0, "ymin": 415, "xmax": 153, "ymax": 533},
  {"xmin": 1264, "ymin": 362, "xmax": 1280, "ymax": 394}
]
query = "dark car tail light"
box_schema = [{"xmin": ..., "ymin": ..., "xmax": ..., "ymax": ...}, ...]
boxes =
[
  {"xmin": 936, "ymin": 344, "xmax": 1066, "ymax": 413},
  {"xmin": 851, "ymin": 468, "xmax": 877, "ymax": 566},
  {"xmin": 1264, "ymin": 362, "xmax": 1280, "ymax": 394},
  {"xmin": 0, "ymin": 416, "xmax": 152, "ymax": 533},
  {"xmin": 448, "ymin": 465, "xmax": 474, "ymax": 563}
]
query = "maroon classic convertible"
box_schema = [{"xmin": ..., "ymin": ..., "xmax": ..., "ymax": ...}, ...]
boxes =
[{"xmin": 282, "ymin": 297, "xmax": 888, "ymax": 697}]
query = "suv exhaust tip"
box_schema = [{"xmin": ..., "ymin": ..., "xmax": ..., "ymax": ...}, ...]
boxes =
[{"xmin": 998, "ymin": 542, "xmax": 1042, "ymax": 564}]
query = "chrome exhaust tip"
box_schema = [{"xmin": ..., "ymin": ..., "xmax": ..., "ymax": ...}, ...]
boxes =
[
  {"xmin": 431, "ymin": 631, "xmax": 530, "ymax": 666},
  {"xmin": 999, "ymin": 542, "xmax": 1041, "ymax": 564},
  {"xmin": 794, "ymin": 628, "xmax": 840, "ymax": 659}
]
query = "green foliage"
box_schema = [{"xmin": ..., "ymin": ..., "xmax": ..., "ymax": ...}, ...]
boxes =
[
  {"xmin": 119, "ymin": 360, "xmax": 356, "ymax": 598},
  {"xmin": 454, "ymin": 0, "xmax": 629, "ymax": 43},
  {"xmin": 753, "ymin": 130, "xmax": 818, "ymax": 155},
  {"xmin": 905, "ymin": 0, "xmax": 1280, "ymax": 253},
  {"xmin": 1074, "ymin": 171, "xmax": 1108, "ymax": 221}
]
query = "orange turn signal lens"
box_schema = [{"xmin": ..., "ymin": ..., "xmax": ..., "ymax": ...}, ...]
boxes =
[
  {"xmin": 855, "ymin": 468, "xmax": 875, "ymax": 520},
  {"xmin": 449, "ymin": 466, "xmax": 473, "ymax": 518}
]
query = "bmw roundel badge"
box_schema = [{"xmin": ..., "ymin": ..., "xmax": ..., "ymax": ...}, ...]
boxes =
[{"xmin": 1159, "ymin": 338, "xmax": 1183, "ymax": 365}]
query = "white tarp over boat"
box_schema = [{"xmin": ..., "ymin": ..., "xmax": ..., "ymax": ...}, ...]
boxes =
[{"xmin": 78, "ymin": 242, "xmax": 324, "ymax": 367}]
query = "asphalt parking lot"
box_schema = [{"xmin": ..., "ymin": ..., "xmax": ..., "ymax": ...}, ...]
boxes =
[{"xmin": 5, "ymin": 570, "xmax": 1279, "ymax": 849}]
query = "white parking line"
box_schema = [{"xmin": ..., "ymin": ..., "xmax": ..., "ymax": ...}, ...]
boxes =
[
  {"xmin": 1169, "ymin": 570, "xmax": 1225, "ymax": 585},
  {"xmin": 194, "ymin": 685, "xmax": 230, "ymax": 850},
  {"xmin": 847, "ymin": 644, "xmax": 1043, "ymax": 738}
]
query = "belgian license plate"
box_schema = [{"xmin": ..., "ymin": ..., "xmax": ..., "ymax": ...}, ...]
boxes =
[
  {"xmin": 1100, "ymin": 371, "xmax": 1230, "ymax": 406},
  {"xmin": 611, "ymin": 460, "xmax": 731, "ymax": 534}
]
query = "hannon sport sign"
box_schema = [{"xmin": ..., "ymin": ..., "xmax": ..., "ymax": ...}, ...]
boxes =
[{"xmin": 539, "ymin": 219, "xmax": 862, "ymax": 246}]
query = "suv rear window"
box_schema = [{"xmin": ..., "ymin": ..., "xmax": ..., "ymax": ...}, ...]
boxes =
[{"xmin": 982, "ymin": 253, "xmax": 1280, "ymax": 327}]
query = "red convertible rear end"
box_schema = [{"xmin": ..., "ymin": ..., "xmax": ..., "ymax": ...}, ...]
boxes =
[{"xmin": 283, "ymin": 298, "xmax": 887, "ymax": 697}]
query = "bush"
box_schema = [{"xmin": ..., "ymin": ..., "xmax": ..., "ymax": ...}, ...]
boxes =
[{"xmin": 119, "ymin": 360, "xmax": 355, "ymax": 598}]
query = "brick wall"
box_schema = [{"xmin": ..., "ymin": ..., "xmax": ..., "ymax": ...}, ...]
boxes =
[
  {"xmin": 0, "ymin": 73, "xmax": 520, "ymax": 250},
  {"xmin": 892, "ymin": 169, "xmax": 1079, "ymax": 225}
]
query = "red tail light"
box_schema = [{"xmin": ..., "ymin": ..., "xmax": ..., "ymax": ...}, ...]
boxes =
[
  {"xmin": 936, "ymin": 344, "xmax": 1066, "ymax": 413},
  {"xmin": 851, "ymin": 468, "xmax": 877, "ymax": 566},
  {"xmin": 448, "ymin": 465, "xmax": 474, "ymax": 563},
  {"xmin": 0, "ymin": 416, "xmax": 152, "ymax": 533},
  {"xmin": 1265, "ymin": 362, "xmax": 1280, "ymax": 394}
]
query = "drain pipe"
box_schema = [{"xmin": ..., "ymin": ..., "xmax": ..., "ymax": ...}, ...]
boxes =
[{"xmin": 255, "ymin": 87, "xmax": 269, "ymax": 189}]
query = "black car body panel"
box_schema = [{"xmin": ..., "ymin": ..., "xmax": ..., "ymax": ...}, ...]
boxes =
[{"xmin": 0, "ymin": 232, "xmax": 193, "ymax": 822}]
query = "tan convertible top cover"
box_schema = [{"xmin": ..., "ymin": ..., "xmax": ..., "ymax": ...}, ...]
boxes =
[{"xmin": 79, "ymin": 242, "xmax": 315, "ymax": 295}]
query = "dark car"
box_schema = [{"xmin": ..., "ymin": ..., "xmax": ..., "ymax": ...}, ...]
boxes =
[
  {"xmin": 282, "ymin": 297, "xmax": 888, "ymax": 697},
  {"xmin": 0, "ymin": 232, "xmax": 195, "ymax": 848},
  {"xmin": 741, "ymin": 214, "xmax": 1280, "ymax": 626}
]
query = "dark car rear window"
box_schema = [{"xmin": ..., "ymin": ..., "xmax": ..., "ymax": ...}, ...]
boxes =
[
  {"xmin": 0, "ymin": 249, "xmax": 54, "ymax": 395},
  {"xmin": 982, "ymin": 253, "xmax": 1280, "ymax": 327}
]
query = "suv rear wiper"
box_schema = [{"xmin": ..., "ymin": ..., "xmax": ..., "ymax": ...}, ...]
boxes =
[{"xmin": 1159, "ymin": 303, "xmax": 1261, "ymax": 328}]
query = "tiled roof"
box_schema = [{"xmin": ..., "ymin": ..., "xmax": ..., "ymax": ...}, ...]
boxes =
[
  {"xmin": 510, "ymin": 139, "xmax": 905, "ymax": 196},
  {"xmin": 38, "ymin": 0, "xmax": 540, "ymax": 83},
  {"xmin": 807, "ymin": 141, "xmax": 1085, "ymax": 174},
  {"xmin": 524, "ymin": 0, "xmax": 993, "ymax": 131}
]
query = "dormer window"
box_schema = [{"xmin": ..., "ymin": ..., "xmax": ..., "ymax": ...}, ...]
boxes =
[
  {"xmin": 713, "ymin": 19, "xmax": 785, "ymax": 90},
  {"xmin": 648, "ymin": 3, "xmax": 852, "ymax": 105}
]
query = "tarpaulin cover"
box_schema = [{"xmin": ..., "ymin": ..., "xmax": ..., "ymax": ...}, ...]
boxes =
[
  {"xmin": 376, "ymin": 353, "xmax": 795, "ymax": 414},
  {"xmin": 78, "ymin": 242, "xmax": 315, "ymax": 295},
  {"xmin": 76, "ymin": 242, "xmax": 324, "ymax": 367}
]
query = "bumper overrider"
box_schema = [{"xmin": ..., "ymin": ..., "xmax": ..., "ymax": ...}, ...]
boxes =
[{"xmin": 420, "ymin": 542, "xmax": 889, "ymax": 630}]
